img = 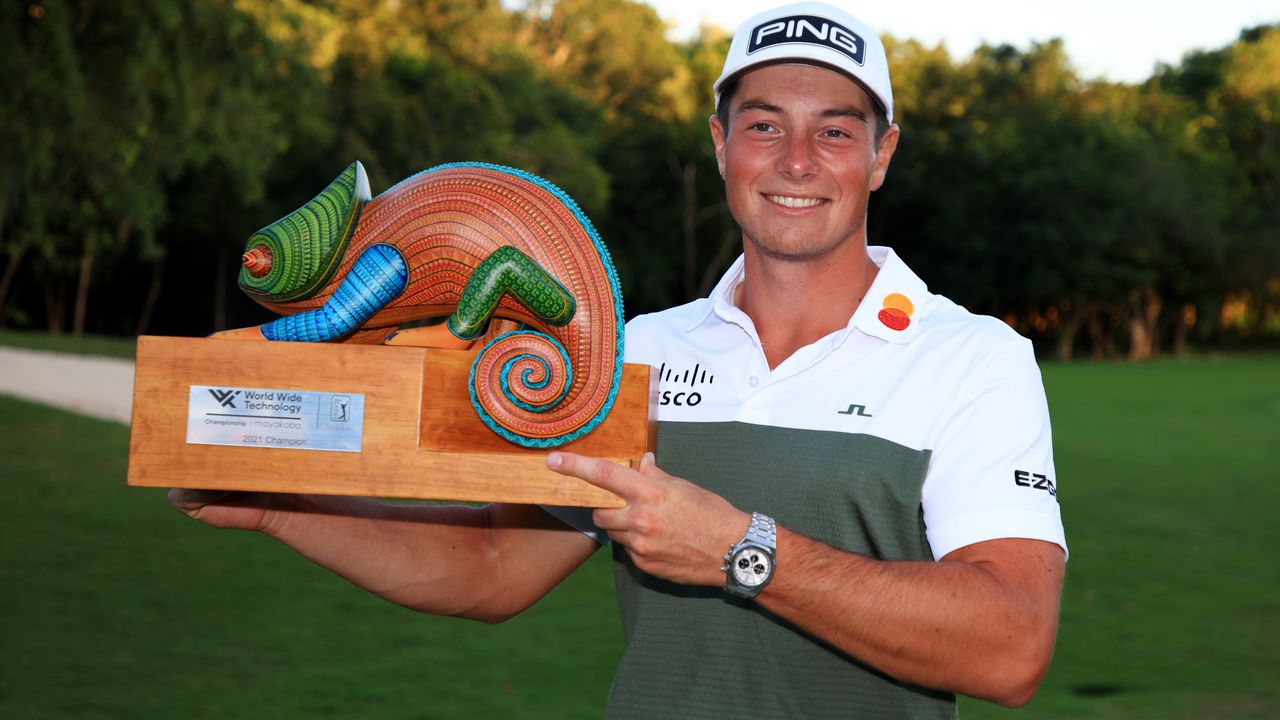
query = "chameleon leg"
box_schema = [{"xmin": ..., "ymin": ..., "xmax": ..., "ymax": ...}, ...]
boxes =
[
  {"xmin": 262, "ymin": 244, "xmax": 407, "ymax": 342},
  {"xmin": 446, "ymin": 246, "xmax": 576, "ymax": 340}
]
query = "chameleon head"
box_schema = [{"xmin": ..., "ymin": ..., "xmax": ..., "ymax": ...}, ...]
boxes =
[{"xmin": 237, "ymin": 161, "xmax": 371, "ymax": 303}]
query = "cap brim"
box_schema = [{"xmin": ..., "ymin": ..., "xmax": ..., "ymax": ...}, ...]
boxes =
[{"xmin": 714, "ymin": 58, "xmax": 890, "ymax": 121}]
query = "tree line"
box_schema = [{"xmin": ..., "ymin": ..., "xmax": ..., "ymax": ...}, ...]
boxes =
[{"xmin": 3, "ymin": 0, "xmax": 1277, "ymax": 360}]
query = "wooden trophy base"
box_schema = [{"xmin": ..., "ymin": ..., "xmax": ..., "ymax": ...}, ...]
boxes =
[{"xmin": 126, "ymin": 336, "xmax": 654, "ymax": 508}]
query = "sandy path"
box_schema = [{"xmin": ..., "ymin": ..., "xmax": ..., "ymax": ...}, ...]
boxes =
[{"xmin": 0, "ymin": 346, "xmax": 133, "ymax": 425}]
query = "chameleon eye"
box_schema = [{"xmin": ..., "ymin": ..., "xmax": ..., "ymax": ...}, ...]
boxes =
[{"xmin": 242, "ymin": 244, "xmax": 273, "ymax": 278}]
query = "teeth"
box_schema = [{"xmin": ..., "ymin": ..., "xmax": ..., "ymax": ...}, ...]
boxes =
[{"xmin": 766, "ymin": 194, "xmax": 823, "ymax": 208}]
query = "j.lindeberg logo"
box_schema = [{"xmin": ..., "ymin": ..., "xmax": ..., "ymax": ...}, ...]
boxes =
[
  {"xmin": 208, "ymin": 388, "xmax": 241, "ymax": 408},
  {"xmin": 747, "ymin": 14, "xmax": 866, "ymax": 65},
  {"xmin": 657, "ymin": 362, "xmax": 714, "ymax": 407}
]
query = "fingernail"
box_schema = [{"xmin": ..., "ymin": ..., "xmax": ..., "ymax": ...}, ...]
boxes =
[{"xmin": 546, "ymin": 452, "xmax": 562, "ymax": 469}]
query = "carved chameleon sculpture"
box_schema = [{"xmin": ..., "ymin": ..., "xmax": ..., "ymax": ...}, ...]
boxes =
[{"xmin": 229, "ymin": 161, "xmax": 624, "ymax": 448}]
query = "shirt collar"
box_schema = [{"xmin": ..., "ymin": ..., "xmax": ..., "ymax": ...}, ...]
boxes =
[
  {"xmin": 685, "ymin": 253, "xmax": 747, "ymax": 333},
  {"xmin": 684, "ymin": 246, "xmax": 930, "ymax": 345},
  {"xmin": 849, "ymin": 246, "xmax": 930, "ymax": 344}
]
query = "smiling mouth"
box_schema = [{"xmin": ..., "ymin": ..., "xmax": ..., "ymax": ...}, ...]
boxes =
[{"xmin": 764, "ymin": 194, "xmax": 826, "ymax": 209}]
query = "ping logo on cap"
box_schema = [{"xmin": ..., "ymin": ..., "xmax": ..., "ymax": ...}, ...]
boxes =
[{"xmin": 747, "ymin": 14, "xmax": 865, "ymax": 65}]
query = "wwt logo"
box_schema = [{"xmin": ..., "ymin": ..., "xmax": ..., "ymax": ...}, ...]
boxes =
[{"xmin": 208, "ymin": 388, "xmax": 241, "ymax": 408}]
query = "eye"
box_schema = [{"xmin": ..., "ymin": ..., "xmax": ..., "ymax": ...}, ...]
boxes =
[
  {"xmin": 242, "ymin": 244, "xmax": 273, "ymax": 278},
  {"xmin": 822, "ymin": 128, "xmax": 851, "ymax": 139},
  {"xmin": 749, "ymin": 121, "xmax": 775, "ymax": 133}
]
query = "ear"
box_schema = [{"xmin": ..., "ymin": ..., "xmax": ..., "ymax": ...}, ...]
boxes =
[
  {"xmin": 869, "ymin": 123, "xmax": 900, "ymax": 192},
  {"xmin": 709, "ymin": 114, "xmax": 728, "ymax": 179}
]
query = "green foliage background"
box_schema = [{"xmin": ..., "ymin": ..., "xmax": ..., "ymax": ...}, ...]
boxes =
[{"xmin": 1, "ymin": 0, "xmax": 1278, "ymax": 358}]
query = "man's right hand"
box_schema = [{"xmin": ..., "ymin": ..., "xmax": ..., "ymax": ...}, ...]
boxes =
[{"xmin": 168, "ymin": 489, "xmax": 272, "ymax": 532}]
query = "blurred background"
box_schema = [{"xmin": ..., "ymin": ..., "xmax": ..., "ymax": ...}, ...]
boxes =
[
  {"xmin": 2, "ymin": 0, "xmax": 1278, "ymax": 354},
  {"xmin": 0, "ymin": 1, "xmax": 1277, "ymax": 718}
]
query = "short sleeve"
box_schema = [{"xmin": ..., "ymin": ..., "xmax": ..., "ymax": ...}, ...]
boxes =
[
  {"xmin": 540, "ymin": 505, "xmax": 610, "ymax": 545},
  {"xmin": 921, "ymin": 338, "xmax": 1066, "ymax": 560}
]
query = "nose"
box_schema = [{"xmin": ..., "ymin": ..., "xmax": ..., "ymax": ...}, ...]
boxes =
[{"xmin": 776, "ymin": 132, "xmax": 818, "ymax": 179}]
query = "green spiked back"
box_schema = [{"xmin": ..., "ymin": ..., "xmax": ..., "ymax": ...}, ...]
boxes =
[{"xmin": 238, "ymin": 161, "xmax": 371, "ymax": 302}]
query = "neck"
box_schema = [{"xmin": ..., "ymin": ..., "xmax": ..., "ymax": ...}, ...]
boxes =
[{"xmin": 736, "ymin": 243, "xmax": 878, "ymax": 370}]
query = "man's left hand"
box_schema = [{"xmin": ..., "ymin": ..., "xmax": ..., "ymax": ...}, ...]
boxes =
[{"xmin": 546, "ymin": 451, "xmax": 749, "ymax": 586}]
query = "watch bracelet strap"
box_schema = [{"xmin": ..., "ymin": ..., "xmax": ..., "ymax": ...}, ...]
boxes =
[{"xmin": 743, "ymin": 511, "xmax": 776, "ymax": 549}]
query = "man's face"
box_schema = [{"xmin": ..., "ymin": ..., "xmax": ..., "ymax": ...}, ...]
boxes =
[{"xmin": 710, "ymin": 63, "xmax": 898, "ymax": 263}]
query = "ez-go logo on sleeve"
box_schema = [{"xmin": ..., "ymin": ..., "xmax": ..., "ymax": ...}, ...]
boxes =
[{"xmin": 1014, "ymin": 469, "xmax": 1056, "ymax": 497}]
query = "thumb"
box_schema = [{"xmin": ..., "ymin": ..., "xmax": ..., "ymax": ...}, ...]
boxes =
[{"xmin": 168, "ymin": 488, "xmax": 232, "ymax": 515}]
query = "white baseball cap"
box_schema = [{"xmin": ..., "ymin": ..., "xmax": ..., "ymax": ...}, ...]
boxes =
[{"xmin": 714, "ymin": 2, "xmax": 894, "ymax": 124}]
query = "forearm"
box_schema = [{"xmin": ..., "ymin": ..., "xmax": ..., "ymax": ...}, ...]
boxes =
[
  {"xmin": 757, "ymin": 528, "xmax": 1063, "ymax": 706},
  {"xmin": 259, "ymin": 496, "xmax": 577, "ymax": 622}
]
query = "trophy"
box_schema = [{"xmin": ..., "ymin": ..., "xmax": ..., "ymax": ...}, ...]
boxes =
[{"xmin": 127, "ymin": 162, "xmax": 653, "ymax": 507}]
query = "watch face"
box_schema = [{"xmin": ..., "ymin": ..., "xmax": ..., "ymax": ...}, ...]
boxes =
[{"xmin": 731, "ymin": 546, "xmax": 773, "ymax": 587}]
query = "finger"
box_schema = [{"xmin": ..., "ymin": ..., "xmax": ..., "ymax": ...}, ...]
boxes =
[
  {"xmin": 592, "ymin": 506, "xmax": 630, "ymax": 531},
  {"xmin": 637, "ymin": 451, "xmax": 659, "ymax": 476},
  {"xmin": 605, "ymin": 529, "xmax": 633, "ymax": 547},
  {"xmin": 547, "ymin": 452, "xmax": 638, "ymax": 498},
  {"xmin": 168, "ymin": 488, "xmax": 231, "ymax": 513}
]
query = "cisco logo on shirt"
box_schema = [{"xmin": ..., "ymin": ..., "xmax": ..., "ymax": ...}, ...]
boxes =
[{"xmin": 656, "ymin": 362, "xmax": 714, "ymax": 407}]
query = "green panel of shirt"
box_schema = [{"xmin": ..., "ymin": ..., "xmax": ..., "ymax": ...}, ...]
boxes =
[{"xmin": 606, "ymin": 421, "xmax": 956, "ymax": 720}]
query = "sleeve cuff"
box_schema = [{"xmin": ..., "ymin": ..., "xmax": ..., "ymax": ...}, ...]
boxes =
[{"xmin": 926, "ymin": 507, "xmax": 1067, "ymax": 561}]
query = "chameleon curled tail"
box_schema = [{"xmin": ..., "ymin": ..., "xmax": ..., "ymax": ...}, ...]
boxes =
[{"xmin": 236, "ymin": 161, "xmax": 624, "ymax": 448}]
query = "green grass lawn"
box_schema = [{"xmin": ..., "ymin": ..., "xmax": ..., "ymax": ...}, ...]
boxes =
[
  {"xmin": 0, "ymin": 329, "xmax": 137, "ymax": 359},
  {"xmin": 960, "ymin": 355, "xmax": 1280, "ymax": 720},
  {"xmin": 1, "ymin": 355, "xmax": 1277, "ymax": 718}
]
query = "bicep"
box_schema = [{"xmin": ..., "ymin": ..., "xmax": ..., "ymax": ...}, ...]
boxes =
[{"xmin": 944, "ymin": 538, "xmax": 1065, "ymax": 642}]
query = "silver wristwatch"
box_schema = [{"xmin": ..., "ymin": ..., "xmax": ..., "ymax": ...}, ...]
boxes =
[{"xmin": 723, "ymin": 512, "xmax": 776, "ymax": 598}]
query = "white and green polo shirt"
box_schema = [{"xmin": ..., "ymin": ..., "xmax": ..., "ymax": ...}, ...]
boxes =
[{"xmin": 552, "ymin": 246, "xmax": 1065, "ymax": 719}]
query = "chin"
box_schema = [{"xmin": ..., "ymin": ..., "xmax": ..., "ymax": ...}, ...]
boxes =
[{"xmin": 747, "ymin": 234, "xmax": 851, "ymax": 263}]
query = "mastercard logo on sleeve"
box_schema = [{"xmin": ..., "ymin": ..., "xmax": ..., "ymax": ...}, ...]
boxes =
[{"xmin": 877, "ymin": 293, "xmax": 914, "ymax": 331}]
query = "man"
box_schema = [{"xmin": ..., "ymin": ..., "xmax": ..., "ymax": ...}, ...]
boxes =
[{"xmin": 172, "ymin": 3, "xmax": 1066, "ymax": 717}]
